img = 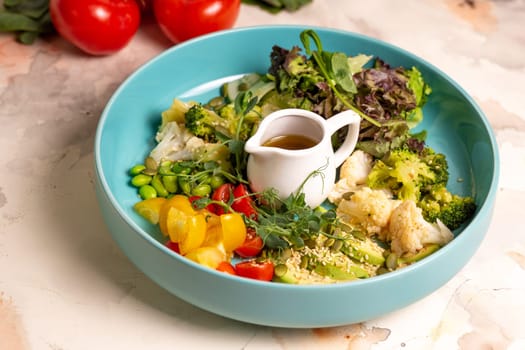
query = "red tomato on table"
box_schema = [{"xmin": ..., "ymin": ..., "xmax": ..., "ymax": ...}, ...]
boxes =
[
  {"xmin": 153, "ymin": 0, "xmax": 241, "ymax": 43},
  {"xmin": 49, "ymin": 0, "xmax": 141, "ymax": 55}
]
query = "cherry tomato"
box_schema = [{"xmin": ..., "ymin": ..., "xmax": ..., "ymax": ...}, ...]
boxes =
[
  {"xmin": 216, "ymin": 261, "xmax": 236, "ymax": 275},
  {"xmin": 234, "ymin": 228, "xmax": 263, "ymax": 258},
  {"xmin": 153, "ymin": 0, "xmax": 241, "ymax": 44},
  {"xmin": 211, "ymin": 183, "xmax": 258, "ymax": 219},
  {"xmin": 188, "ymin": 195, "xmax": 216, "ymax": 213},
  {"xmin": 232, "ymin": 184, "xmax": 258, "ymax": 220},
  {"xmin": 211, "ymin": 183, "xmax": 235, "ymax": 215},
  {"xmin": 165, "ymin": 240, "xmax": 180, "ymax": 253},
  {"xmin": 235, "ymin": 260, "xmax": 274, "ymax": 281},
  {"xmin": 49, "ymin": 0, "xmax": 141, "ymax": 55}
]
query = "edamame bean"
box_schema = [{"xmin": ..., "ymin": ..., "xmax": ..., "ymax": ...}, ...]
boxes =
[
  {"xmin": 191, "ymin": 183, "xmax": 212, "ymax": 197},
  {"xmin": 162, "ymin": 175, "xmax": 178, "ymax": 193},
  {"xmin": 129, "ymin": 164, "xmax": 146, "ymax": 176},
  {"xmin": 172, "ymin": 162, "xmax": 191, "ymax": 174},
  {"xmin": 178, "ymin": 177, "xmax": 191, "ymax": 195},
  {"xmin": 131, "ymin": 174, "xmax": 152, "ymax": 187},
  {"xmin": 158, "ymin": 161, "xmax": 174, "ymax": 175},
  {"xmin": 209, "ymin": 175, "xmax": 225, "ymax": 189},
  {"xmin": 151, "ymin": 175, "xmax": 169, "ymax": 197},
  {"xmin": 139, "ymin": 185, "xmax": 157, "ymax": 200}
]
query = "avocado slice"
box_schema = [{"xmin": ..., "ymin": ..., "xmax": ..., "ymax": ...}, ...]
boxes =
[
  {"xmin": 398, "ymin": 244, "xmax": 441, "ymax": 264},
  {"xmin": 314, "ymin": 263, "xmax": 369, "ymax": 281},
  {"xmin": 341, "ymin": 235, "xmax": 386, "ymax": 266}
]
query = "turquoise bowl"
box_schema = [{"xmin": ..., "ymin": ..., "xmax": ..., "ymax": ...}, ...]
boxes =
[{"xmin": 94, "ymin": 26, "xmax": 499, "ymax": 328}]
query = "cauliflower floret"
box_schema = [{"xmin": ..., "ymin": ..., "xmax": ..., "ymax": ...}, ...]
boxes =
[
  {"xmin": 388, "ymin": 200, "xmax": 454, "ymax": 256},
  {"xmin": 149, "ymin": 121, "xmax": 205, "ymax": 163},
  {"xmin": 329, "ymin": 150, "xmax": 374, "ymax": 204},
  {"xmin": 336, "ymin": 187, "xmax": 400, "ymax": 236}
]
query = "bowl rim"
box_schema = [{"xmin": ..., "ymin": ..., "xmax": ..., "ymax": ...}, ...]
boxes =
[{"xmin": 94, "ymin": 24, "xmax": 500, "ymax": 290}]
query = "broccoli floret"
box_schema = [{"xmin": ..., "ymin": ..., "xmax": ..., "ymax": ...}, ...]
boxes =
[
  {"xmin": 184, "ymin": 101, "xmax": 263, "ymax": 143},
  {"xmin": 420, "ymin": 147, "xmax": 448, "ymax": 186},
  {"xmin": 367, "ymin": 148, "xmax": 436, "ymax": 202},
  {"xmin": 217, "ymin": 104, "xmax": 262, "ymax": 141},
  {"xmin": 419, "ymin": 186, "xmax": 476, "ymax": 230},
  {"xmin": 160, "ymin": 99, "xmax": 196, "ymax": 131},
  {"xmin": 184, "ymin": 104, "xmax": 229, "ymax": 142}
]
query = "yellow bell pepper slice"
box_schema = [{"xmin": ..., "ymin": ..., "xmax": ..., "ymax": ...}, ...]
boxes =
[
  {"xmin": 202, "ymin": 223, "xmax": 223, "ymax": 249},
  {"xmin": 159, "ymin": 195, "xmax": 195, "ymax": 236},
  {"xmin": 133, "ymin": 197, "xmax": 167, "ymax": 224},
  {"xmin": 185, "ymin": 246, "xmax": 226, "ymax": 269},
  {"xmin": 166, "ymin": 207, "xmax": 189, "ymax": 243},
  {"xmin": 178, "ymin": 214, "xmax": 207, "ymax": 255},
  {"xmin": 220, "ymin": 213, "xmax": 247, "ymax": 252}
]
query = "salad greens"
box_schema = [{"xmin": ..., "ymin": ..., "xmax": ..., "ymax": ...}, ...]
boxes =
[
  {"xmin": 242, "ymin": 0, "xmax": 313, "ymax": 13},
  {"xmin": 0, "ymin": 0, "xmax": 54, "ymax": 44},
  {"xmin": 129, "ymin": 29, "xmax": 476, "ymax": 284}
]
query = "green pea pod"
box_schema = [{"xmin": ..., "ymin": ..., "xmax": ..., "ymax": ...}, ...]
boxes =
[
  {"xmin": 129, "ymin": 164, "xmax": 146, "ymax": 176},
  {"xmin": 151, "ymin": 175, "xmax": 169, "ymax": 197}
]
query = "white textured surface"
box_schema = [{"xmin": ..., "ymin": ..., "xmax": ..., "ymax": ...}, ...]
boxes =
[{"xmin": 1, "ymin": 1, "xmax": 524, "ymax": 349}]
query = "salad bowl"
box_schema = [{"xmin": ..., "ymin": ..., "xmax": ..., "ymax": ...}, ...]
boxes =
[{"xmin": 94, "ymin": 25, "xmax": 499, "ymax": 327}]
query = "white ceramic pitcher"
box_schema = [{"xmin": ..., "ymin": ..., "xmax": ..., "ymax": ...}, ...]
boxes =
[{"xmin": 244, "ymin": 108, "xmax": 361, "ymax": 208}]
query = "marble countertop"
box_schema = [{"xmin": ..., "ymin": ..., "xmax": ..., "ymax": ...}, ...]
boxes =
[{"xmin": 1, "ymin": 1, "xmax": 525, "ymax": 349}]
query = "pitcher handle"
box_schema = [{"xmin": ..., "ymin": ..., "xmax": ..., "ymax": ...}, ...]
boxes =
[{"xmin": 325, "ymin": 110, "xmax": 361, "ymax": 167}]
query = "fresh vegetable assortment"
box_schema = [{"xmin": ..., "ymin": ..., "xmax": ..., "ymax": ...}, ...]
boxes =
[
  {"xmin": 1, "ymin": 0, "xmax": 313, "ymax": 52},
  {"xmin": 128, "ymin": 29, "xmax": 476, "ymax": 284}
]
